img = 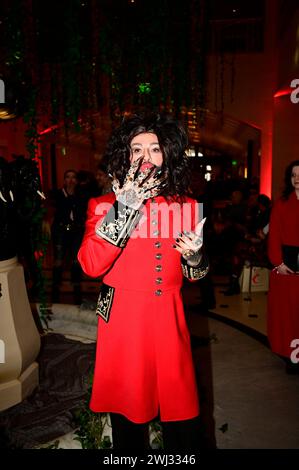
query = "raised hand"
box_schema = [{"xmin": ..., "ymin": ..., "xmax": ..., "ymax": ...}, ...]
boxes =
[
  {"xmin": 112, "ymin": 158, "xmax": 166, "ymax": 209},
  {"xmin": 173, "ymin": 218, "xmax": 206, "ymax": 266},
  {"xmin": 276, "ymin": 263, "xmax": 295, "ymax": 275}
]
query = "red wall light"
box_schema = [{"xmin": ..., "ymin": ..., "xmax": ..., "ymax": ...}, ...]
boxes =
[{"xmin": 273, "ymin": 87, "xmax": 292, "ymax": 98}]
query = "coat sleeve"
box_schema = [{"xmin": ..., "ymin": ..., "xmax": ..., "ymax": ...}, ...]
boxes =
[
  {"xmin": 77, "ymin": 198, "xmax": 122, "ymax": 278},
  {"xmin": 267, "ymin": 199, "xmax": 283, "ymax": 267}
]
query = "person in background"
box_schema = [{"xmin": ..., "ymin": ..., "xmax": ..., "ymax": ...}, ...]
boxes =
[
  {"xmin": 267, "ymin": 160, "xmax": 299, "ymax": 374},
  {"xmin": 187, "ymin": 175, "xmax": 216, "ymax": 311},
  {"xmin": 51, "ymin": 169, "xmax": 85, "ymax": 305},
  {"xmin": 76, "ymin": 170, "xmax": 99, "ymax": 227},
  {"xmin": 247, "ymin": 194, "xmax": 271, "ymax": 240},
  {"xmin": 77, "ymin": 170, "xmax": 99, "ymax": 200},
  {"xmin": 243, "ymin": 194, "xmax": 272, "ymax": 267},
  {"xmin": 95, "ymin": 163, "xmax": 112, "ymax": 196},
  {"xmin": 222, "ymin": 190, "xmax": 247, "ymax": 295}
]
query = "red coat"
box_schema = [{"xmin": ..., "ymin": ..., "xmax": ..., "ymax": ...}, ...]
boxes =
[
  {"xmin": 78, "ymin": 192, "xmax": 200, "ymax": 423},
  {"xmin": 267, "ymin": 191, "xmax": 299, "ymax": 358}
]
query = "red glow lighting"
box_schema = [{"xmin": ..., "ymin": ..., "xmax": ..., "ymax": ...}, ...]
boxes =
[
  {"xmin": 274, "ymin": 88, "xmax": 292, "ymax": 98},
  {"xmin": 39, "ymin": 124, "xmax": 60, "ymax": 135},
  {"xmin": 260, "ymin": 134, "xmax": 272, "ymax": 198}
]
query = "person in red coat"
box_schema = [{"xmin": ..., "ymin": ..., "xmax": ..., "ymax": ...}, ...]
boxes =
[
  {"xmin": 267, "ymin": 160, "xmax": 299, "ymax": 373},
  {"xmin": 78, "ymin": 114, "xmax": 208, "ymax": 450}
]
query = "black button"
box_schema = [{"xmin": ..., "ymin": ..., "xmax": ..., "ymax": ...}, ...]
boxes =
[
  {"xmin": 155, "ymin": 289, "xmax": 162, "ymax": 296},
  {"xmin": 155, "ymin": 265, "xmax": 162, "ymax": 272},
  {"xmin": 154, "ymin": 241, "xmax": 161, "ymax": 248},
  {"xmin": 155, "ymin": 253, "xmax": 162, "ymax": 260},
  {"xmin": 155, "ymin": 277, "xmax": 163, "ymax": 284}
]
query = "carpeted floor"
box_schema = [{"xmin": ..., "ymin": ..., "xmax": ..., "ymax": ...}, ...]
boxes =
[
  {"xmin": 0, "ymin": 333, "xmax": 96, "ymax": 449},
  {"xmin": 1, "ymin": 301, "xmax": 299, "ymax": 450}
]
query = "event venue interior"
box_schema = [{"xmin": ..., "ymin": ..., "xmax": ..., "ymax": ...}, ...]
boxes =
[{"xmin": 0, "ymin": 0, "xmax": 299, "ymax": 452}]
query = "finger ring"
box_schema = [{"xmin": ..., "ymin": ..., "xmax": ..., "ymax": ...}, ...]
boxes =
[{"xmin": 182, "ymin": 249, "xmax": 195, "ymax": 259}]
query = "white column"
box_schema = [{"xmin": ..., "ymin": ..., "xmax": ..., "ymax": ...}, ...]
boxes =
[{"xmin": 0, "ymin": 257, "xmax": 41, "ymax": 411}]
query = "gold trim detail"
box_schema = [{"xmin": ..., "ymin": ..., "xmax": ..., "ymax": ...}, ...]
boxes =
[
  {"xmin": 181, "ymin": 257, "xmax": 209, "ymax": 280},
  {"xmin": 96, "ymin": 283, "xmax": 115, "ymax": 322},
  {"xmin": 96, "ymin": 201, "xmax": 141, "ymax": 247}
]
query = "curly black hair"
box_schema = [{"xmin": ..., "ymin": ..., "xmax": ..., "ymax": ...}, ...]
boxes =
[
  {"xmin": 103, "ymin": 113, "xmax": 191, "ymax": 200},
  {"xmin": 282, "ymin": 159, "xmax": 299, "ymax": 200}
]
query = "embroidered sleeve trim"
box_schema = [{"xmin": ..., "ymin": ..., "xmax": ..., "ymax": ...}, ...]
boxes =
[
  {"xmin": 96, "ymin": 200, "xmax": 142, "ymax": 247},
  {"xmin": 181, "ymin": 254, "xmax": 209, "ymax": 280}
]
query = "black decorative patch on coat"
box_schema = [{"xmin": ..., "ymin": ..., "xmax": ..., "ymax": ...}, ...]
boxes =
[{"xmin": 96, "ymin": 283, "xmax": 115, "ymax": 322}]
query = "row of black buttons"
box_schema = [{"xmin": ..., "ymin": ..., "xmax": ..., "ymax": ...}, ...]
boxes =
[{"xmin": 152, "ymin": 200, "xmax": 162, "ymax": 296}]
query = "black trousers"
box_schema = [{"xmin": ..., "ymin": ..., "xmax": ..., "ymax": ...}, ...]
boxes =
[{"xmin": 110, "ymin": 413, "xmax": 201, "ymax": 451}]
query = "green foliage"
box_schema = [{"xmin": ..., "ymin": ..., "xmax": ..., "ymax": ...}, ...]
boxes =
[
  {"xmin": 73, "ymin": 369, "xmax": 112, "ymax": 449},
  {"xmin": 138, "ymin": 82, "xmax": 152, "ymax": 95},
  {"xmin": 73, "ymin": 410, "xmax": 111, "ymax": 449},
  {"xmin": 2, "ymin": 1, "xmax": 208, "ymax": 128},
  {"xmin": 149, "ymin": 419, "xmax": 164, "ymax": 449},
  {"xmin": 72, "ymin": 369, "xmax": 166, "ymax": 449},
  {"xmin": 41, "ymin": 440, "xmax": 60, "ymax": 449}
]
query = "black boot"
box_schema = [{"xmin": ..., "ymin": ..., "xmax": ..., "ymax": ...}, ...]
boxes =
[
  {"xmin": 161, "ymin": 416, "xmax": 202, "ymax": 451},
  {"xmin": 223, "ymin": 275, "xmax": 240, "ymax": 296},
  {"xmin": 110, "ymin": 413, "xmax": 149, "ymax": 450}
]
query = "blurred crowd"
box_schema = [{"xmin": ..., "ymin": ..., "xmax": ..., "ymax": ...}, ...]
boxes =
[
  {"xmin": 5, "ymin": 157, "xmax": 273, "ymax": 306},
  {"xmin": 46, "ymin": 164, "xmax": 112, "ymax": 305},
  {"xmin": 190, "ymin": 176, "xmax": 272, "ymax": 300}
]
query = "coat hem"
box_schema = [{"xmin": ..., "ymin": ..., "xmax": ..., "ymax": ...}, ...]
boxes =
[{"xmin": 89, "ymin": 406, "xmax": 199, "ymax": 424}]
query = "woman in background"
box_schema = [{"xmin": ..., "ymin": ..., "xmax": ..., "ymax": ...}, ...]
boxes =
[{"xmin": 267, "ymin": 160, "xmax": 299, "ymax": 373}]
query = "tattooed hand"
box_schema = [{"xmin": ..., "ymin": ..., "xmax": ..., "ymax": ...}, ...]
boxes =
[
  {"xmin": 173, "ymin": 218, "xmax": 206, "ymax": 266},
  {"xmin": 112, "ymin": 158, "xmax": 166, "ymax": 209}
]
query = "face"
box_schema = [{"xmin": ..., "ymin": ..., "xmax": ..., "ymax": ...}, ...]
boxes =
[
  {"xmin": 231, "ymin": 190, "xmax": 243, "ymax": 205},
  {"xmin": 130, "ymin": 132, "xmax": 163, "ymax": 167},
  {"xmin": 291, "ymin": 165, "xmax": 299, "ymax": 190},
  {"xmin": 96, "ymin": 169, "xmax": 109, "ymax": 188},
  {"xmin": 64, "ymin": 171, "xmax": 77, "ymax": 187}
]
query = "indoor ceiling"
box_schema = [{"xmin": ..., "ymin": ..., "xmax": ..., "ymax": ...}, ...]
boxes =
[{"xmin": 41, "ymin": 108, "xmax": 260, "ymax": 161}]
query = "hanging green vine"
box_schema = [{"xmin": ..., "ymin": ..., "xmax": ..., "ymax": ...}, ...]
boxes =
[
  {"xmin": 23, "ymin": 89, "xmax": 51, "ymax": 329},
  {"xmin": 2, "ymin": 0, "xmax": 209, "ymax": 130},
  {"xmin": 0, "ymin": 0, "xmax": 210, "ymax": 322}
]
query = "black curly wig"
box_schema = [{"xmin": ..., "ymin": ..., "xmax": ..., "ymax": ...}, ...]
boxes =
[
  {"xmin": 282, "ymin": 159, "xmax": 299, "ymax": 200},
  {"xmin": 103, "ymin": 113, "xmax": 191, "ymax": 200}
]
